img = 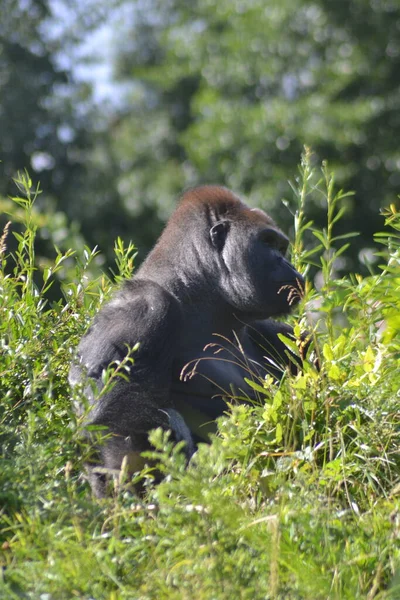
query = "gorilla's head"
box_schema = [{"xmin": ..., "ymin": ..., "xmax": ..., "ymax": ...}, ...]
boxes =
[{"xmin": 170, "ymin": 186, "xmax": 304, "ymax": 319}]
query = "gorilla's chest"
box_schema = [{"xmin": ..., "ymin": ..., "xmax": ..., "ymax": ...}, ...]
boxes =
[{"xmin": 170, "ymin": 337, "xmax": 268, "ymax": 441}]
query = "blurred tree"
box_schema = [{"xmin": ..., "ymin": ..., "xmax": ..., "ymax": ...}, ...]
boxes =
[
  {"xmin": 105, "ymin": 0, "xmax": 400, "ymax": 272},
  {"xmin": 0, "ymin": 0, "xmax": 88, "ymax": 209},
  {"xmin": 2, "ymin": 0, "xmax": 399, "ymax": 274},
  {"xmin": 0, "ymin": 0, "xmax": 137, "ymax": 269}
]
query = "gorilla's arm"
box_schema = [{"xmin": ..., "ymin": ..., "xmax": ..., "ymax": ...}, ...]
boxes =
[
  {"xmin": 70, "ymin": 278, "xmax": 188, "ymax": 444},
  {"xmin": 172, "ymin": 320, "xmax": 304, "ymax": 442},
  {"xmin": 244, "ymin": 319, "xmax": 303, "ymax": 379}
]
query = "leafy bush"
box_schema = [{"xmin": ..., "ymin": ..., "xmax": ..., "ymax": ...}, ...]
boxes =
[{"xmin": 0, "ymin": 157, "xmax": 399, "ymax": 599}]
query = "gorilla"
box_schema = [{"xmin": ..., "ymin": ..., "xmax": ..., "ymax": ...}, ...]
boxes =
[{"xmin": 70, "ymin": 186, "xmax": 304, "ymax": 496}]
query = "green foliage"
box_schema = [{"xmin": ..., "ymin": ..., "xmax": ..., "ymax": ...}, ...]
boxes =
[
  {"xmin": 0, "ymin": 0, "xmax": 124, "ymax": 271},
  {"xmin": 104, "ymin": 0, "xmax": 400, "ymax": 273},
  {"xmin": 0, "ymin": 159, "xmax": 399, "ymax": 599},
  {"xmin": 0, "ymin": 0, "xmax": 92, "ymax": 209},
  {"xmin": 3, "ymin": 0, "xmax": 400, "ymax": 276}
]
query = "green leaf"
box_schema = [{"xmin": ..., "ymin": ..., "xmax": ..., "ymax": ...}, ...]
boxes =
[{"xmin": 244, "ymin": 378, "xmax": 268, "ymax": 396}]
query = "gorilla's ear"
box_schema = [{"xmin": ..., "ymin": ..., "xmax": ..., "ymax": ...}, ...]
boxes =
[{"xmin": 210, "ymin": 221, "xmax": 229, "ymax": 251}]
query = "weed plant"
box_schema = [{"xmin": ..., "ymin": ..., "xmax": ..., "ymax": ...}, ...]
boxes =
[{"xmin": 0, "ymin": 157, "xmax": 399, "ymax": 599}]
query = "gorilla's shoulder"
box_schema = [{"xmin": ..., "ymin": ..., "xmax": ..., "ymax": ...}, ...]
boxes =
[
  {"xmin": 73, "ymin": 278, "xmax": 182, "ymax": 381},
  {"xmin": 106, "ymin": 278, "xmax": 181, "ymax": 322}
]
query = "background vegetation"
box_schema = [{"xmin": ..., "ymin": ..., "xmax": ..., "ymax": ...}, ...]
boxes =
[
  {"xmin": 0, "ymin": 156, "xmax": 399, "ymax": 598},
  {"xmin": 1, "ymin": 0, "xmax": 400, "ymax": 274}
]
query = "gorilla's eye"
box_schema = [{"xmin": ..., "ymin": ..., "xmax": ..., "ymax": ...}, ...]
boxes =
[
  {"xmin": 210, "ymin": 221, "xmax": 229, "ymax": 251},
  {"xmin": 260, "ymin": 228, "xmax": 289, "ymax": 255}
]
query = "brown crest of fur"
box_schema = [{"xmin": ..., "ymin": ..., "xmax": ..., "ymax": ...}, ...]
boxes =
[{"xmin": 175, "ymin": 185, "xmax": 277, "ymax": 228}]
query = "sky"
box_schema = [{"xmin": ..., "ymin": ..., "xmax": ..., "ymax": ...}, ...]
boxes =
[{"xmin": 44, "ymin": 1, "xmax": 126, "ymax": 105}]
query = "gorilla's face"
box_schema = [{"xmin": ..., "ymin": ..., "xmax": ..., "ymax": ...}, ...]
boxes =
[{"xmin": 210, "ymin": 206, "xmax": 304, "ymax": 319}]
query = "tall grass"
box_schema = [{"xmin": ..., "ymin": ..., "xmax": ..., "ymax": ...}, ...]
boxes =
[{"xmin": 0, "ymin": 155, "xmax": 399, "ymax": 599}]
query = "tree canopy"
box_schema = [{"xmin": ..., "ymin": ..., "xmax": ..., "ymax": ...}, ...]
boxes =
[{"xmin": 1, "ymin": 0, "xmax": 400, "ymax": 271}]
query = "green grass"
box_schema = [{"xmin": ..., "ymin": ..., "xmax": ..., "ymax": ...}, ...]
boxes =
[{"xmin": 0, "ymin": 157, "xmax": 399, "ymax": 599}]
